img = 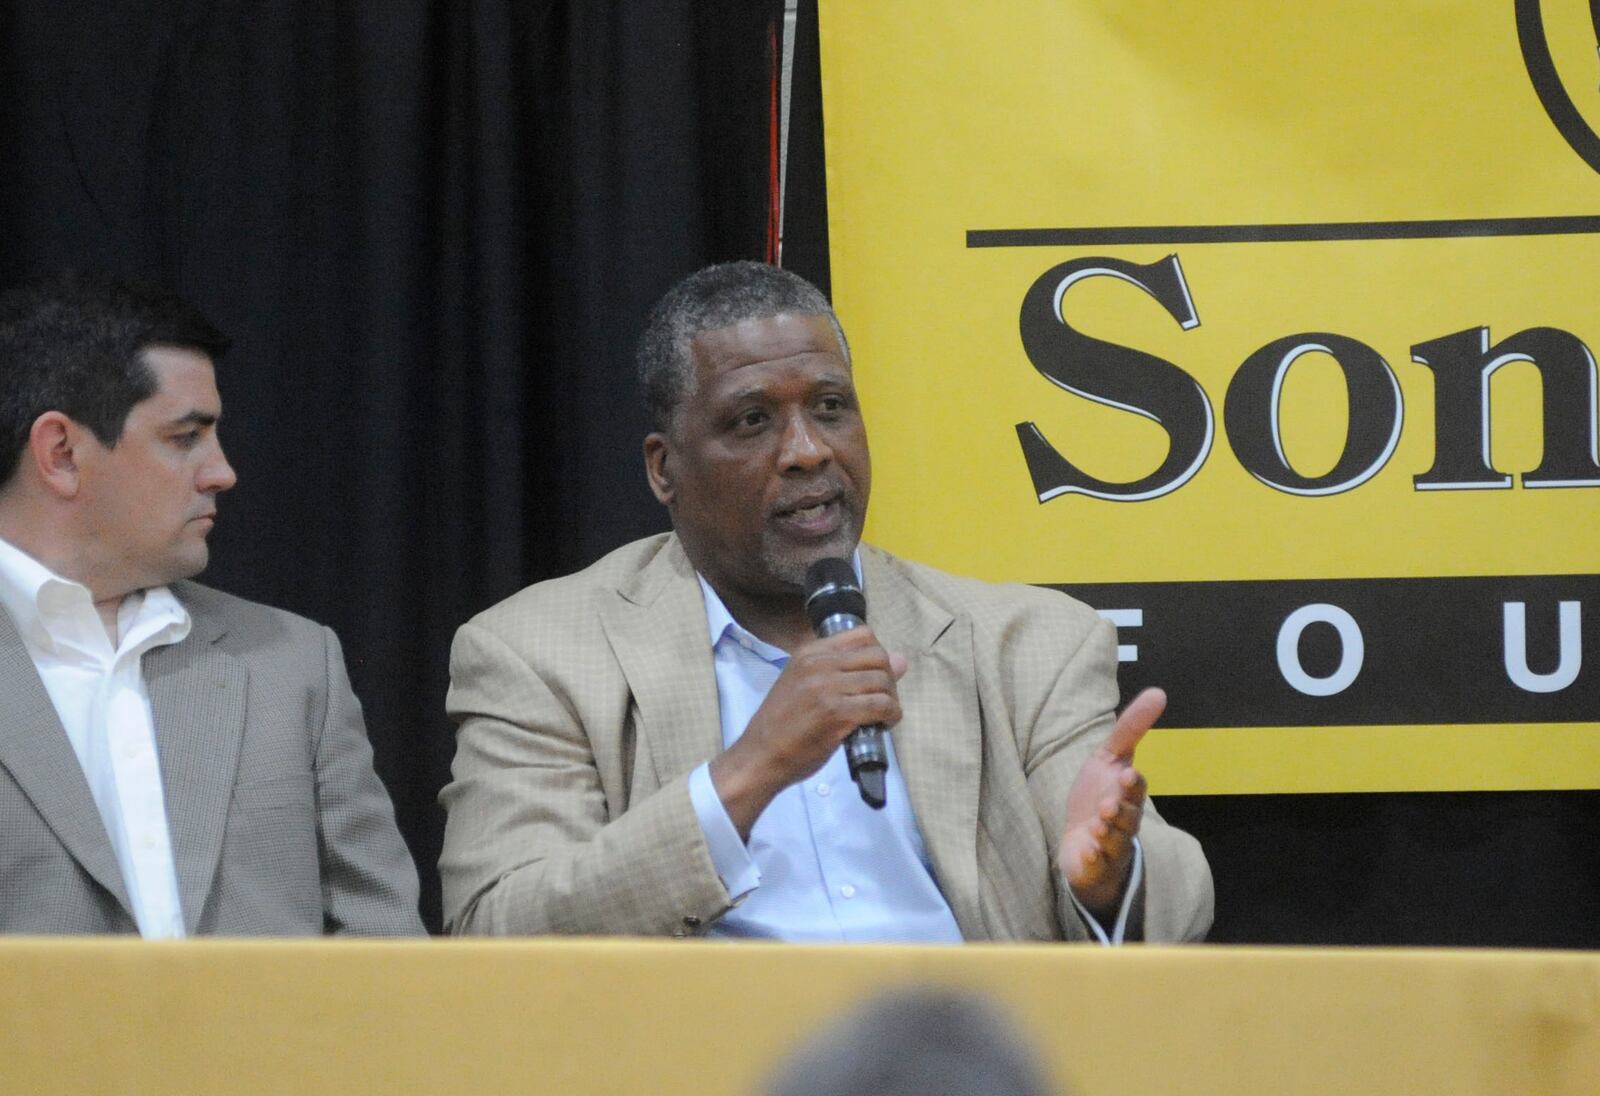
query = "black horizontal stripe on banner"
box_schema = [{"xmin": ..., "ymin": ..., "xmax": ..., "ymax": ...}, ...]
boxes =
[
  {"xmin": 966, "ymin": 215, "xmax": 1600, "ymax": 248},
  {"xmin": 1045, "ymin": 573, "xmax": 1597, "ymax": 728}
]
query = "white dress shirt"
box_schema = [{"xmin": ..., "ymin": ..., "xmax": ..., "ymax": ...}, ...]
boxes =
[
  {"xmin": 686, "ymin": 556, "xmax": 1140, "ymax": 943},
  {"xmin": 0, "ymin": 537, "xmax": 191, "ymax": 938}
]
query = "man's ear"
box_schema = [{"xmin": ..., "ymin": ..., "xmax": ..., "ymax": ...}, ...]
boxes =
[
  {"xmin": 643, "ymin": 432, "xmax": 674, "ymax": 506},
  {"xmin": 27, "ymin": 412, "xmax": 85, "ymax": 500}
]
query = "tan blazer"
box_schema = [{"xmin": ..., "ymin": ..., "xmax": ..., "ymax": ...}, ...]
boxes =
[
  {"xmin": 441, "ymin": 534, "xmax": 1212, "ymax": 942},
  {"xmin": 0, "ymin": 581, "xmax": 423, "ymax": 936}
]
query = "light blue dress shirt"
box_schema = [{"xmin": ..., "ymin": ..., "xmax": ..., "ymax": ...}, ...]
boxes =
[{"xmin": 685, "ymin": 557, "xmax": 1139, "ymax": 943}]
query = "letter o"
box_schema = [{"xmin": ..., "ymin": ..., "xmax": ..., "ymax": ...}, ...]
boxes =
[{"xmin": 1277, "ymin": 604, "xmax": 1364, "ymax": 696}]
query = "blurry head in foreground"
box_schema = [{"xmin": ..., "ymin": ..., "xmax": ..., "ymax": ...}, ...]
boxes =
[{"xmin": 762, "ymin": 987, "xmax": 1060, "ymax": 1096}]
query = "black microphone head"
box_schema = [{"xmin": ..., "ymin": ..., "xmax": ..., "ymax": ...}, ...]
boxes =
[{"xmin": 804, "ymin": 557, "xmax": 866, "ymax": 629}]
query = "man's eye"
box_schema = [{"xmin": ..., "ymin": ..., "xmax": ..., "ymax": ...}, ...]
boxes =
[
  {"xmin": 817, "ymin": 395, "xmax": 848, "ymax": 414},
  {"xmin": 173, "ymin": 431, "xmax": 202, "ymax": 449},
  {"xmin": 735, "ymin": 409, "xmax": 768, "ymax": 430}
]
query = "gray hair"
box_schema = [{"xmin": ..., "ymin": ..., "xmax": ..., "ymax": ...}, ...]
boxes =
[
  {"xmin": 636, "ymin": 261, "xmax": 849, "ymax": 433},
  {"xmin": 762, "ymin": 988, "xmax": 1059, "ymax": 1096}
]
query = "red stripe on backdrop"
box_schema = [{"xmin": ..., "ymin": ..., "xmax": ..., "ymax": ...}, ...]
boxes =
[{"xmin": 767, "ymin": 14, "xmax": 782, "ymax": 263}]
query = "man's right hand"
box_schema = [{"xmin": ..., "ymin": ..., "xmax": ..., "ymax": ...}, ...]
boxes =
[{"xmin": 708, "ymin": 627, "xmax": 908, "ymax": 840}]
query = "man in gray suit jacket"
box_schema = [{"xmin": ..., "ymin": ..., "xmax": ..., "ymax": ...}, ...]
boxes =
[
  {"xmin": 0, "ymin": 273, "xmax": 421, "ymax": 936},
  {"xmin": 440, "ymin": 263, "xmax": 1211, "ymax": 942}
]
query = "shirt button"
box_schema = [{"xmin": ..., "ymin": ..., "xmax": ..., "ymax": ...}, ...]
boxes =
[
  {"xmin": 840, "ymin": 884, "xmax": 856, "ymax": 899},
  {"xmin": 140, "ymin": 835, "xmax": 156, "ymax": 851},
  {"xmin": 816, "ymin": 782, "xmax": 831, "ymax": 797}
]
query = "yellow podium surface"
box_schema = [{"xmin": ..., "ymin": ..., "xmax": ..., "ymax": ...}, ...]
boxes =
[{"xmin": 2, "ymin": 939, "xmax": 1596, "ymax": 1095}]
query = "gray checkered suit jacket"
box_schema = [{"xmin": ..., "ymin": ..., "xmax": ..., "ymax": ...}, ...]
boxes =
[
  {"xmin": 440, "ymin": 534, "xmax": 1212, "ymax": 942},
  {"xmin": 0, "ymin": 581, "xmax": 423, "ymax": 935}
]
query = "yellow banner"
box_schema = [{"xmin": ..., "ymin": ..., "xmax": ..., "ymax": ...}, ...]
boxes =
[{"xmin": 819, "ymin": 1, "xmax": 1600, "ymax": 793}]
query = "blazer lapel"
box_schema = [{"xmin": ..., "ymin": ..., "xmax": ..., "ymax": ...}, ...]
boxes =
[
  {"xmin": 598, "ymin": 537, "xmax": 722, "ymax": 791},
  {"xmin": 145, "ymin": 595, "xmax": 248, "ymax": 934},
  {"xmin": 0, "ymin": 608, "xmax": 135, "ymax": 917},
  {"xmin": 862, "ymin": 548, "xmax": 986, "ymax": 938}
]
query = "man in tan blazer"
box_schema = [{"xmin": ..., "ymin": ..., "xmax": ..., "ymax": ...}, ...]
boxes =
[
  {"xmin": 441, "ymin": 262, "xmax": 1212, "ymax": 942},
  {"xmin": 0, "ymin": 273, "xmax": 421, "ymax": 936}
]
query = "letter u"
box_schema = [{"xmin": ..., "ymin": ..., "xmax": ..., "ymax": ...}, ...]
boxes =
[{"xmin": 1503, "ymin": 601, "xmax": 1582, "ymax": 692}]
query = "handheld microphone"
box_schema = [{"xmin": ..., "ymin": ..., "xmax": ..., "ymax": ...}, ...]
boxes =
[{"xmin": 803, "ymin": 557, "xmax": 889, "ymax": 810}]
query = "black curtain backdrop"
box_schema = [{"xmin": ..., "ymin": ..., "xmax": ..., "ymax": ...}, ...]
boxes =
[{"xmin": 1, "ymin": 0, "xmax": 778, "ymax": 931}]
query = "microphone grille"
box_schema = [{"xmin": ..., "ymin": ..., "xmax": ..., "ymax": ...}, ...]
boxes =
[{"xmin": 804, "ymin": 557, "xmax": 866, "ymax": 629}]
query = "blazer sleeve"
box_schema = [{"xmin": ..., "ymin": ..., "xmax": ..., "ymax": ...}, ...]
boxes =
[
  {"xmin": 312, "ymin": 626, "xmax": 425, "ymax": 935},
  {"xmin": 438, "ymin": 619, "xmax": 734, "ymax": 936},
  {"xmin": 1008, "ymin": 601, "xmax": 1214, "ymax": 943}
]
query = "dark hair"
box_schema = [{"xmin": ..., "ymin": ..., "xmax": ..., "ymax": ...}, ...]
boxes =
[
  {"xmin": 0, "ymin": 271, "xmax": 229, "ymax": 486},
  {"xmin": 635, "ymin": 261, "xmax": 848, "ymax": 432},
  {"xmin": 763, "ymin": 987, "xmax": 1057, "ymax": 1096}
]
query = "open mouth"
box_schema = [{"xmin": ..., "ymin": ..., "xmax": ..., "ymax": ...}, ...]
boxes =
[
  {"xmin": 773, "ymin": 492, "xmax": 844, "ymax": 535},
  {"xmin": 787, "ymin": 500, "xmax": 830, "ymax": 521}
]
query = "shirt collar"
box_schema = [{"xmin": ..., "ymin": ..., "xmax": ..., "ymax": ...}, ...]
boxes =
[
  {"xmin": 694, "ymin": 549, "xmax": 864, "ymax": 661},
  {"xmin": 0, "ymin": 535, "xmax": 190, "ymax": 655},
  {"xmin": 118, "ymin": 584, "xmax": 192, "ymax": 654},
  {"xmin": 0, "ymin": 535, "xmax": 75, "ymax": 648}
]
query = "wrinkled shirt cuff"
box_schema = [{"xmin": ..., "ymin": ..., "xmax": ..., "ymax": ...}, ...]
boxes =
[{"xmin": 688, "ymin": 762, "xmax": 761, "ymax": 902}]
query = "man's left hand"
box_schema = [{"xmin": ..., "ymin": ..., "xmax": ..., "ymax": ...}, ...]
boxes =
[{"xmin": 1059, "ymin": 687, "xmax": 1164, "ymax": 920}]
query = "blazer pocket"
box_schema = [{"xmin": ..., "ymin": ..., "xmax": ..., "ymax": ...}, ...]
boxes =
[{"xmin": 230, "ymin": 774, "xmax": 315, "ymax": 812}]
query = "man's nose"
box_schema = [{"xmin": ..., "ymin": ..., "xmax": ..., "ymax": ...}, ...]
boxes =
[
  {"xmin": 777, "ymin": 412, "xmax": 831, "ymax": 470},
  {"xmin": 201, "ymin": 443, "xmax": 238, "ymax": 493}
]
